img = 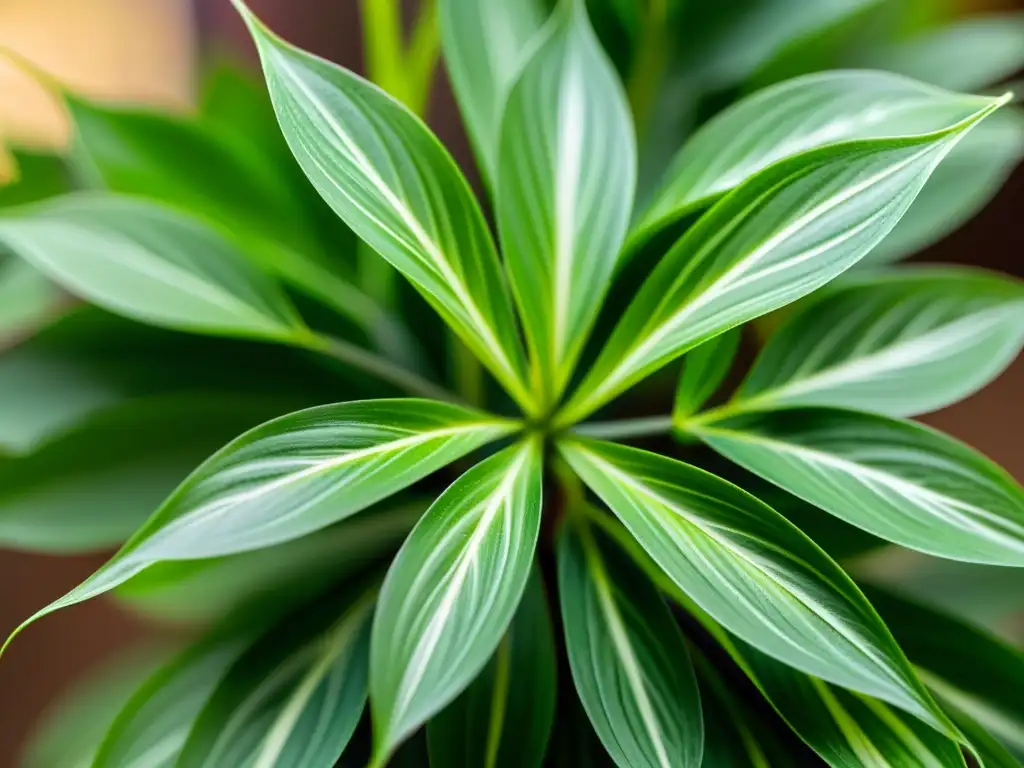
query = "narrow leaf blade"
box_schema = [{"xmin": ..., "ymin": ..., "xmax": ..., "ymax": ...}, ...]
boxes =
[{"xmin": 673, "ymin": 328, "xmax": 741, "ymax": 421}]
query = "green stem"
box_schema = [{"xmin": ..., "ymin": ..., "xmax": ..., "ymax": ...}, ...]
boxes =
[
  {"xmin": 484, "ymin": 636, "xmax": 512, "ymax": 768},
  {"xmin": 625, "ymin": 0, "xmax": 670, "ymax": 140},
  {"xmin": 405, "ymin": 0, "xmax": 440, "ymax": 116},
  {"xmin": 303, "ymin": 332, "xmax": 461, "ymax": 403},
  {"xmin": 571, "ymin": 415, "xmax": 674, "ymax": 441}
]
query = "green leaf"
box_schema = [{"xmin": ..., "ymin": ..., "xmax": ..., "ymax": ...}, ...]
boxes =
[
  {"xmin": 557, "ymin": 438, "xmax": 952, "ymax": 734},
  {"xmin": 3, "ymin": 400, "xmax": 514, "ymax": 645},
  {"xmin": 695, "ymin": 408, "xmax": 1024, "ymax": 565},
  {"xmin": 734, "ymin": 267, "xmax": 1024, "ymax": 417},
  {"xmin": 857, "ymin": 14, "xmax": 1024, "ymax": 92},
  {"xmin": 944, "ymin": 707, "xmax": 1022, "ymax": 768},
  {"xmin": 115, "ymin": 502, "xmax": 421, "ymax": 625},
  {"xmin": 673, "ymin": 328, "xmax": 740, "ymax": 421},
  {"xmin": 0, "ymin": 394, "xmax": 293, "ymax": 553},
  {"xmin": 177, "ymin": 589, "xmax": 376, "ymax": 768},
  {"xmin": 558, "ymin": 519, "xmax": 703, "ymax": 768},
  {"xmin": 370, "ymin": 440, "xmax": 543, "ymax": 760},
  {"xmin": 557, "ymin": 91, "xmax": 1006, "ymax": 426},
  {"xmin": 427, "ymin": 566, "xmax": 557, "ymax": 768},
  {"xmin": 0, "ymin": 257, "xmax": 62, "ymax": 344},
  {"xmin": 0, "ymin": 193, "xmax": 304, "ymax": 342},
  {"xmin": 438, "ymin": 0, "xmax": 547, "ymax": 184},
  {"xmin": 634, "ymin": 70, "xmax": 1006, "ymax": 247},
  {"xmin": 497, "ymin": 0, "xmax": 636, "ymax": 405},
  {"xmin": 863, "ymin": 585, "xmax": 1024, "ymax": 758},
  {"xmin": 0, "ymin": 147, "xmax": 69, "ymax": 208},
  {"xmin": 863, "ymin": 111, "xmax": 1024, "ymax": 266},
  {"xmin": 233, "ymin": 0, "xmax": 534, "ymax": 413}
]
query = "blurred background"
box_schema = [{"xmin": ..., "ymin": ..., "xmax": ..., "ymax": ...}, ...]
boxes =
[{"xmin": 0, "ymin": 0, "xmax": 1022, "ymax": 763}]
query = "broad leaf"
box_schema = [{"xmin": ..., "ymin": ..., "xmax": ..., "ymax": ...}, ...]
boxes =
[
  {"xmin": 427, "ymin": 566, "xmax": 557, "ymax": 768},
  {"xmin": 3, "ymin": 400, "xmax": 513, "ymax": 646},
  {"xmin": 0, "ymin": 257, "xmax": 61, "ymax": 344},
  {"xmin": 673, "ymin": 328, "xmax": 741, "ymax": 421},
  {"xmin": 370, "ymin": 441, "xmax": 543, "ymax": 760},
  {"xmin": 234, "ymin": 0, "xmax": 533, "ymax": 412},
  {"xmin": 557, "ymin": 438, "xmax": 951, "ymax": 733},
  {"xmin": 0, "ymin": 193, "xmax": 304, "ymax": 342},
  {"xmin": 497, "ymin": 0, "xmax": 636, "ymax": 405},
  {"xmin": 734, "ymin": 267, "xmax": 1024, "ymax": 417},
  {"xmin": 696, "ymin": 409, "xmax": 1024, "ymax": 565},
  {"xmin": 558, "ymin": 519, "xmax": 703, "ymax": 768},
  {"xmin": 557, "ymin": 93, "xmax": 1006, "ymax": 425},
  {"xmin": 178, "ymin": 589, "xmax": 375, "ymax": 768},
  {"xmin": 438, "ymin": 0, "xmax": 547, "ymax": 183},
  {"xmin": 863, "ymin": 586, "xmax": 1024, "ymax": 758},
  {"xmin": 635, "ymin": 71, "xmax": 1002, "ymax": 243}
]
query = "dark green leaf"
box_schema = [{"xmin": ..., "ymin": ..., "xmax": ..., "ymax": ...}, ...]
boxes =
[{"xmin": 0, "ymin": 148, "xmax": 69, "ymax": 208}]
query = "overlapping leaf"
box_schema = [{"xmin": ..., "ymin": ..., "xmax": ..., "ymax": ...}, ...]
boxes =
[
  {"xmin": 556, "ymin": 93, "xmax": 1006, "ymax": 425},
  {"xmin": 557, "ymin": 438, "xmax": 952, "ymax": 733},
  {"xmin": 497, "ymin": 0, "xmax": 636, "ymax": 405},
  {"xmin": 427, "ymin": 567, "xmax": 557, "ymax": 768},
  {"xmin": 673, "ymin": 328, "xmax": 741, "ymax": 422},
  {"xmin": 438, "ymin": 0, "xmax": 547, "ymax": 183},
  {"xmin": 0, "ymin": 257, "xmax": 61, "ymax": 344},
  {"xmin": 2, "ymin": 399, "xmax": 514, "ymax": 647},
  {"xmin": 233, "ymin": 0, "xmax": 533, "ymax": 412},
  {"xmin": 734, "ymin": 267, "xmax": 1024, "ymax": 417},
  {"xmin": 558, "ymin": 520, "xmax": 703, "ymax": 768},
  {"xmin": 0, "ymin": 193, "xmax": 304, "ymax": 341},
  {"xmin": 370, "ymin": 441, "xmax": 542, "ymax": 760},
  {"xmin": 696, "ymin": 409, "xmax": 1024, "ymax": 565}
]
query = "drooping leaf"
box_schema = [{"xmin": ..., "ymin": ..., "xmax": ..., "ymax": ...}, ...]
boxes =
[
  {"xmin": 733, "ymin": 267, "xmax": 1024, "ymax": 417},
  {"xmin": 557, "ymin": 438, "xmax": 952, "ymax": 734},
  {"xmin": 557, "ymin": 92, "xmax": 1006, "ymax": 426},
  {"xmin": 438, "ymin": 0, "xmax": 547, "ymax": 183},
  {"xmin": 3, "ymin": 400, "xmax": 514, "ymax": 645},
  {"xmin": 635, "ymin": 71, "xmax": 1000, "ymax": 243},
  {"xmin": 0, "ymin": 395, "xmax": 294, "ymax": 553},
  {"xmin": 427, "ymin": 566, "xmax": 557, "ymax": 768},
  {"xmin": 863, "ymin": 585, "xmax": 1024, "ymax": 758},
  {"xmin": 0, "ymin": 193, "xmax": 304, "ymax": 342},
  {"xmin": 695, "ymin": 408, "xmax": 1024, "ymax": 565},
  {"xmin": 0, "ymin": 257, "xmax": 62, "ymax": 344},
  {"xmin": 370, "ymin": 441, "xmax": 543, "ymax": 760},
  {"xmin": 673, "ymin": 328, "xmax": 741, "ymax": 421},
  {"xmin": 177, "ymin": 588, "xmax": 376, "ymax": 768},
  {"xmin": 497, "ymin": 0, "xmax": 636, "ymax": 405},
  {"xmin": 558, "ymin": 519, "xmax": 703, "ymax": 768},
  {"xmin": 233, "ymin": 0, "xmax": 534, "ymax": 413}
]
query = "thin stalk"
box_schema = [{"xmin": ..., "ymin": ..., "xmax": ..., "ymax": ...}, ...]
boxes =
[
  {"xmin": 451, "ymin": 336, "xmax": 485, "ymax": 407},
  {"xmin": 405, "ymin": 0, "xmax": 440, "ymax": 117},
  {"xmin": 625, "ymin": 0, "xmax": 670, "ymax": 140},
  {"xmin": 302, "ymin": 332, "xmax": 461, "ymax": 403},
  {"xmin": 571, "ymin": 415, "xmax": 675, "ymax": 441}
]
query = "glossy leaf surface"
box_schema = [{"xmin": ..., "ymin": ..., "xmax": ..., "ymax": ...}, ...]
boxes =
[
  {"xmin": 697, "ymin": 409, "xmax": 1024, "ymax": 565},
  {"xmin": 371, "ymin": 441, "xmax": 542, "ymax": 759}
]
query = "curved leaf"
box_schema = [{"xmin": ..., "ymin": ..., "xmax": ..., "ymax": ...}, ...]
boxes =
[
  {"xmin": 673, "ymin": 328, "xmax": 741, "ymax": 421},
  {"xmin": 427, "ymin": 566, "xmax": 557, "ymax": 768},
  {"xmin": 178, "ymin": 589, "xmax": 375, "ymax": 768},
  {"xmin": 370, "ymin": 441, "xmax": 543, "ymax": 760},
  {"xmin": 696, "ymin": 408, "xmax": 1024, "ymax": 565},
  {"xmin": 636, "ymin": 71, "xmax": 1001, "ymax": 243},
  {"xmin": 557, "ymin": 93, "xmax": 1006, "ymax": 426},
  {"xmin": 0, "ymin": 193, "xmax": 303, "ymax": 342},
  {"xmin": 735, "ymin": 267, "xmax": 1024, "ymax": 417},
  {"xmin": 3, "ymin": 400, "xmax": 514, "ymax": 648},
  {"xmin": 557, "ymin": 438, "xmax": 952, "ymax": 734},
  {"xmin": 438, "ymin": 0, "xmax": 547, "ymax": 183},
  {"xmin": 233, "ymin": 0, "xmax": 533, "ymax": 412},
  {"xmin": 558, "ymin": 519, "xmax": 703, "ymax": 768},
  {"xmin": 0, "ymin": 257, "xmax": 61, "ymax": 344},
  {"xmin": 497, "ymin": 0, "xmax": 636, "ymax": 404}
]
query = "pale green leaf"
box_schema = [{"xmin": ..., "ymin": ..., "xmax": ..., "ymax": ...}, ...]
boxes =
[
  {"xmin": 0, "ymin": 193, "xmax": 304, "ymax": 342},
  {"xmin": 0, "ymin": 257, "xmax": 61, "ymax": 343},
  {"xmin": 635, "ymin": 70, "xmax": 1005, "ymax": 247},
  {"xmin": 497, "ymin": 0, "xmax": 636, "ymax": 405},
  {"xmin": 370, "ymin": 441, "xmax": 543, "ymax": 760},
  {"xmin": 233, "ymin": 0, "xmax": 533, "ymax": 412},
  {"xmin": 696, "ymin": 409, "xmax": 1024, "ymax": 565},
  {"xmin": 734, "ymin": 267, "xmax": 1024, "ymax": 417},
  {"xmin": 558, "ymin": 519, "xmax": 703, "ymax": 768},
  {"xmin": 557, "ymin": 438, "xmax": 952, "ymax": 734},
  {"xmin": 673, "ymin": 328, "xmax": 741, "ymax": 421},
  {"xmin": 438, "ymin": 0, "xmax": 547, "ymax": 183},
  {"xmin": 557, "ymin": 93, "xmax": 1006, "ymax": 426},
  {"xmin": 427, "ymin": 566, "xmax": 557, "ymax": 768},
  {"xmin": 178, "ymin": 589, "xmax": 375, "ymax": 768},
  {"xmin": 3, "ymin": 399, "xmax": 514, "ymax": 647}
]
